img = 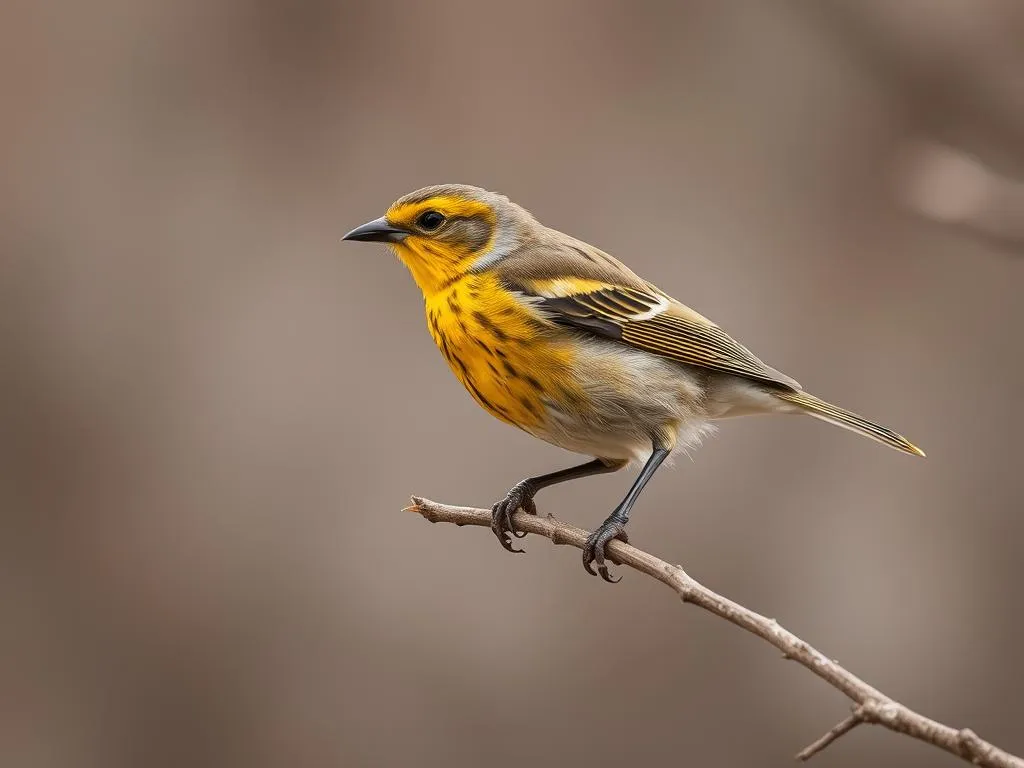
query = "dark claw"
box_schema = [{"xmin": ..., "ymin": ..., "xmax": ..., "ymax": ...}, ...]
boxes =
[
  {"xmin": 490, "ymin": 480, "xmax": 538, "ymax": 554},
  {"xmin": 491, "ymin": 501, "xmax": 523, "ymax": 553},
  {"xmin": 582, "ymin": 519, "xmax": 628, "ymax": 582},
  {"xmin": 497, "ymin": 532, "xmax": 523, "ymax": 554}
]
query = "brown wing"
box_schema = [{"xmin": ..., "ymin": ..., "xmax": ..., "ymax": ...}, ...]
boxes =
[
  {"xmin": 492, "ymin": 228, "xmax": 800, "ymax": 390},
  {"xmin": 510, "ymin": 281, "xmax": 801, "ymax": 391}
]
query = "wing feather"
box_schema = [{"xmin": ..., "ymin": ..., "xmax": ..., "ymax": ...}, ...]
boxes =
[
  {"xmin": 515, "ymin": 283, "xmax": 800, "ymax": 390},
  {"xmin": 493, "ymin": 230, "xmax": 799, "ymax": 390}
]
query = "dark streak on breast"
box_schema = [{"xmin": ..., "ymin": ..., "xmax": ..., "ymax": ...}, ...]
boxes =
[
  {"xmin": 464, "ymin": 374, "xmax": 503, "ymax": 418},
  {"xmin": 473, "ymin": 310, "xmax": 509, "ymax": 342},
  {"xmin": 556, "ymin": 384, "xmax": 586, "ymax": 410},
  {"xmin": 437, "ymin": 334, "xmax": 455, "ymax": 364},
  {"xmin": 518, "ymin": 395, "xmax": 541, "ymax": 418}
]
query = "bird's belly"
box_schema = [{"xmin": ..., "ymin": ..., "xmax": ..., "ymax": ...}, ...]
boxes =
[{"xmin": 535, "ymin": 338, "xmax": 715, "ymax": 462}]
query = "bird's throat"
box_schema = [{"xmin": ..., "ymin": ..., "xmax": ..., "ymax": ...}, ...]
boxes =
[{"xmin": 393, "ymin": 239, "xmax": 476, "ymax": 298}]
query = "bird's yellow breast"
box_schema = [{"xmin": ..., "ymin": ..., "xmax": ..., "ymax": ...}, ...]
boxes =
[{"xmin": 424, "ymin": 273, "xmax": 582, "ymax": 432}]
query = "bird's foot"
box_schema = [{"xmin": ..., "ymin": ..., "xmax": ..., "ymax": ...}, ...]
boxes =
[
  {"xmin": 582, "ymin": 515, "xmax": 629, "ymax": 583},
  {"xmin": 491, "ymin": 480, "xmax": 538, "ymax": 553}
]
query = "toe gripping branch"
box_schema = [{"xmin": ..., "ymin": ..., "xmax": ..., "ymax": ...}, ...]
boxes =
[{"xmin": 490, "ymin": 479, "xmax": 537, "ymax": 553}]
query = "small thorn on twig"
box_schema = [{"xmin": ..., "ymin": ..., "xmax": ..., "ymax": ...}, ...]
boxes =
[
  {"xmin": 797, "ymin": 709, "xmax": 865, "ymax": 762},
  {"xmin": 406, "ymin": 496, "xmax": 444, "ymax": 524},
  {"xmin": 404, "ymin": 496, "xmax": 427, "ymax": 513}
]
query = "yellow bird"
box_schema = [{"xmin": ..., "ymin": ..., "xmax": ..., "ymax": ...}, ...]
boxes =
[{"xmin": 343, "ymin": 184, "xmax": 924, "ymax": 581}]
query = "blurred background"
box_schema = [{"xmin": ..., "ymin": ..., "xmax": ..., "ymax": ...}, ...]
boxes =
[{"xmin": 2, "ymin": 1, "xmax": 1022, "ymax": 766}]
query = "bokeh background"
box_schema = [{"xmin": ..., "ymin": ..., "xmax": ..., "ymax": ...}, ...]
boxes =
[{"xmin": 2, "ymin": 1, "xmax": 1022, "ymax": 766}]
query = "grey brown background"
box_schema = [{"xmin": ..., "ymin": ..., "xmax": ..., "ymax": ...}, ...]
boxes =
[{"xmin": 2, "ymin": 1, "xmax": 1022, "ymax": 767}]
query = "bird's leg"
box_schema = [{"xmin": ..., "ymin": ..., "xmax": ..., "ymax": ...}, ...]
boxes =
[
  {"xmin": 583, "ymin": 445, "xmax": 670, "ymax": 582},
  {"xmin": 491, "ymin": 458, "xmax": 626, "ymax": 553}
]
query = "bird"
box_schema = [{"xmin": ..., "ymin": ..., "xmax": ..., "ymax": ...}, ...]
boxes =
[{"xmin": 342, "ymin": 184, "xmax": 924, "ymax": 581}]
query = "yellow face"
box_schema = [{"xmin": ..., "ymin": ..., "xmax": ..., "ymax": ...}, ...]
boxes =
[
  {"xmin": 344, "ymin": 184, "xmax": 507, "ymax": 296},
  {"xmin": 382, "ymin": 194, "xmax": 498, "ymax": 295}
]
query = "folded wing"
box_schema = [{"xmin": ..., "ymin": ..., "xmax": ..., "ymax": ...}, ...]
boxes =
[{"xmin": 511, "ymin": 280, "xmax": 800, "ymax": 391}]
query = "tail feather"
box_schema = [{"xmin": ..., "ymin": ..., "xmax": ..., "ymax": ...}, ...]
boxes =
[{"xmin": 776, "ymin": 390, "xmax": 925, "ymax": 457}]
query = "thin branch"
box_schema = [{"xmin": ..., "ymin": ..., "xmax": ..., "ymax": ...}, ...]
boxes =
[
  {"xmin": 796, "ymin": 708, "xmax": 864, "ymax": 761},
  {"xmin": 408, "ymin": 497, "xmax": 1024, "ymax": 768}
]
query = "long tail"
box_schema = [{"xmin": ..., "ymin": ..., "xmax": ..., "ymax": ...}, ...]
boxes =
[{"xmin": 775, "ymin": 390, "xmax": 925, "ymax": 457}]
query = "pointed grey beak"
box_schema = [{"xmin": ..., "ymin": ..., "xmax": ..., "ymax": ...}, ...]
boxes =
[{"xmin": 341, "ymin": 216, "xmax": 409, "ymax": 243}]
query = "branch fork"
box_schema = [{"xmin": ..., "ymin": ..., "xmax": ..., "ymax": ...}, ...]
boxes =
[{"xmin": 407, "ymin": 497, "xmax": 1023, "ymax": 768}]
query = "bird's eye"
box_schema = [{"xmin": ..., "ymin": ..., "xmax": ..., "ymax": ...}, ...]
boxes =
[{"xmin": 417, "ymin": 210, "xmax": 445, "ymax": 231}]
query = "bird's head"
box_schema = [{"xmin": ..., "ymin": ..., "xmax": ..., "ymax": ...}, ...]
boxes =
[{"xmin": 342, "ymin": 184, "xmax": 534, "ymax": 296}]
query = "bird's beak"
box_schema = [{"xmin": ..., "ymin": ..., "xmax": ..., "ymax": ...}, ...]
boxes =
[{"xmin": 341, "ymin": 216, "xmax": 409, "ymax": 243}]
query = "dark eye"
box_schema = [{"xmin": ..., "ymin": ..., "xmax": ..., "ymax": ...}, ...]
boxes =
[{"xmin": 417, "ymin": 210, "xmax": 445, "ymax": 231}]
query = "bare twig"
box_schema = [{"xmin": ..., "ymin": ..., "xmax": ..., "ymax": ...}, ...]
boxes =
[
  {"xmin": 795, "ymin": 707, "xmax": 865, "ymax": 761},
  {"xmin": 408, "ymin": 497, "xmax": 1024, "ymax": 768}
]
